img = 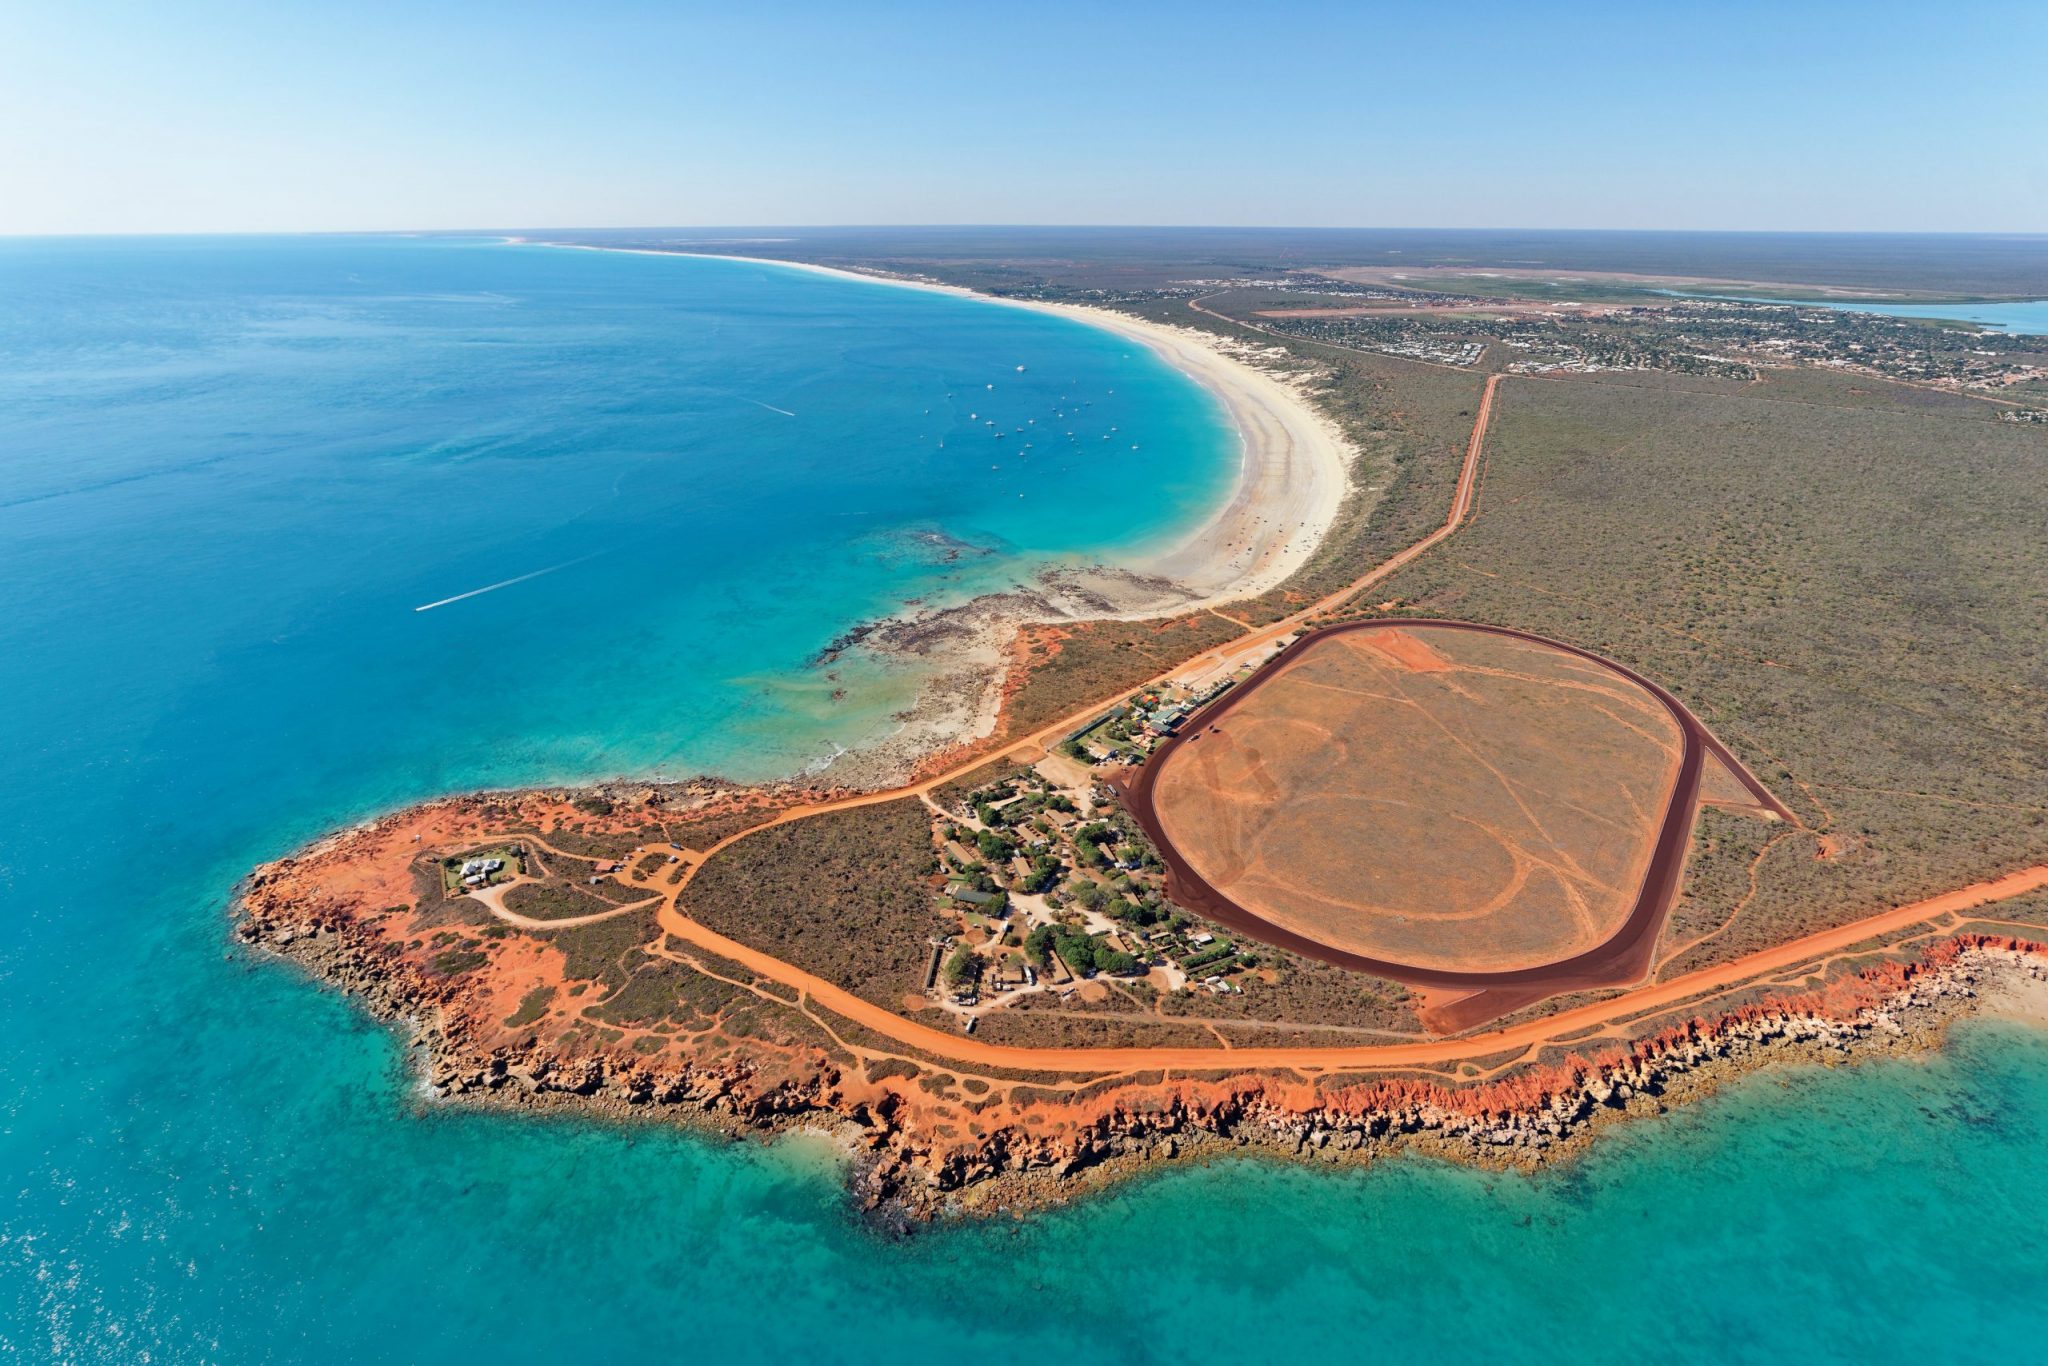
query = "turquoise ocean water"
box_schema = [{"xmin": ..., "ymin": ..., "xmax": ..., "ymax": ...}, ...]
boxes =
[
  {"xmin": 1681, "ymin": 292, "xmax": 2048, "ymax": 334},
  {"xmin": 3, "ymin": 236, "xmax": 2044, "ymax": 1361}
]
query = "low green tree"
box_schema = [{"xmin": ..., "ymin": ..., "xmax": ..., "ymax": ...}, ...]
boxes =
[{"xmin": 942, "ymin": 942, "xmax": 981, "ymax": 988}]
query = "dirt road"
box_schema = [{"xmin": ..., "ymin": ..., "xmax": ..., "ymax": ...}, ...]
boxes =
[
  {"xmin": 647, "ymin": 862, "xmax": 2048, "ymax": 1078},
  {"xmin": 619, "ymin": 360, "xmax": 2037, "ymax": 1081}
]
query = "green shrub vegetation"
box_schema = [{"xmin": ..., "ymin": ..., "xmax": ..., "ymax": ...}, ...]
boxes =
[
  {"xmin": 431, "ymin": 946, "xmax": 489, "ymax": 977},
  {"xmin": 1372, "ymin": 368, "xmax": 2048, "ymax": 964},
  {"xmin": 502, "ymin": 882, "xmax": 610, "ymax": 921},
  {"xmin": 941, "ymin": 941, "xmax": 981, "ymax": 988},
  {"xmin": 539, "ymin": 911, "xmax": 657, "ymax": 990},
  {"xmin": 684, "ymin": 797, "xmax": 947, "ymax": 1010},
  {"xmin": 1025, "ymin": 923, "xmax": 1138, "ymax": 977},
  {"xmin": 1000, "ymin": 615, "xmax": 1244, "ymax": 737},
  {"xmin": 592, "ymin": 960, "xmax": 742, "ymax": 1028},
  {"xmin": 504, "ymin": 986, "xmax": 556, "ymax": 1028}
]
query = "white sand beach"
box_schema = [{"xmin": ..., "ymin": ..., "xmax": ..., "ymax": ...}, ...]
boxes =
[
  {"xmin": 664, "ymin": 251, "xmax": 1355, "ymax": 608},
  {"xmin": 518, "ymin": 241, "xmax": 1360, "ymax": 784}
]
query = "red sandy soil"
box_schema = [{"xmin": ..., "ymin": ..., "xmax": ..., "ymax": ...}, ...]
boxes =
[
  {"xmin": 1117, "ymin": 618, "xmax": 1793, "ymax": 1030},
  {"xmin": 1144, "ymin": 623, "xmax": 1684, "ymax": 975},
  {"xmin": 246, "ymin": 788, "xmax": 2048, "ymax": 1084},
  {"xmin": 232, "ymin": 367, "xmax": 1519, "ymax": 1195},
  {"xmin": 237, "ymin": 367, "xmax": 2048, "ymax": 1214},
  {"xmin": 1355, "ymin": 626, "xmax": 1453, "ymax": 672},
  {"xmin": 237, "ymin": 791, "xmax": 2048, "ymax": 1214}
]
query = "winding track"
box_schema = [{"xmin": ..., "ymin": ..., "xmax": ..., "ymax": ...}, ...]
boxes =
[{"xmin": 552, "ymin": 358, "xmax": 2044, "ymax": 1078}]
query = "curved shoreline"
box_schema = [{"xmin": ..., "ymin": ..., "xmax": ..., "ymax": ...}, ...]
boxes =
[
  {"xmin": 514, "ymin": 239, "xmax": 1357, "ymax": 789},
  {"xmin": 235, "ymin": 829, "xmax": 2048, "ymax": 1219},
  {"xmin": 525, "ymin": 241, "xmax": 1355, "ymax": 612},
  {"xmin": 228, "ymin": 306, "xmax": 2048, "ymax": 1217}
]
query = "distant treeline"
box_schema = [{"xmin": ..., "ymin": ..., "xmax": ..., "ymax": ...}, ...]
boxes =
[{"xmin": 533, "ymin": 227, "xmax": 2048, "ymax": 298}]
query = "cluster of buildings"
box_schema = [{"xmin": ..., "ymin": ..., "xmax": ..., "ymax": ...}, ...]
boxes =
[
  {"xmin": 1065, "ymin": 673, "xmax": 1243, "ymax": 766},
  {"xmin": 1257, "ymin": 288, "xmax": 2048, "ymax": 397},
  {"xmin": 457, "ymin": 855, "xmax": 506, "ymax": 889},
  {"xmin": 921, "ymin": 740, "xmax": 1264, "ymax": 1022}
]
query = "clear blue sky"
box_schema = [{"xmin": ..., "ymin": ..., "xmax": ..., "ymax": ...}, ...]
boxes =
[{"xmin": 3, "ymin": 0, "xmax": 2042, "ymax": 234}]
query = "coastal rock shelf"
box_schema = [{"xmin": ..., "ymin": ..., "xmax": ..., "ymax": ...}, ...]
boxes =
[{"xmin": 237, "ymin": 783, "xmax": 2048, "ymax": 1220}]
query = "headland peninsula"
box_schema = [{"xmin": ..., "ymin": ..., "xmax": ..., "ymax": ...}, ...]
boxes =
[{"xmin": 241, "ymin": 233, "xmax": 2048, "ymax": 1222}]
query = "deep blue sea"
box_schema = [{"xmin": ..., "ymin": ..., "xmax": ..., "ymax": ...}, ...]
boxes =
[{"xmin": 3, "ymin": 236, "xmax": 2044, "ymax": 1362}]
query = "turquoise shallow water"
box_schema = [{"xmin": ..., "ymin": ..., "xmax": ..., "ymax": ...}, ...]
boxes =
[
  {"xmin": 3, "ymin": 236, "xmax": 2045, "ymax": 1361},
  {"xmin": 1679, "ymin": 292, "xmax": 2048, "ymax": 334}
]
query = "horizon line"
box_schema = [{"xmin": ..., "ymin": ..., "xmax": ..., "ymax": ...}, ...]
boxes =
[{"xmin": 6, "ymin": 223, "xmax": 2048, "ymax": 241}]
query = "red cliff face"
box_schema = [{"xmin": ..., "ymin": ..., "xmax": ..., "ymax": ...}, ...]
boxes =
[{"xmin": 238, "ymin": 813, "xmax": 2046, "ymax": 1219}]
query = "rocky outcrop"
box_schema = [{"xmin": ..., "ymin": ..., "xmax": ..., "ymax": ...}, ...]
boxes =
[
  {"xmin": 867, "ymin": 939, "xmax": 2041, "ymax": 1216},
  {"xmin": 237, "ymin": 864, "xmax": 2046, "ymax": 1224}
]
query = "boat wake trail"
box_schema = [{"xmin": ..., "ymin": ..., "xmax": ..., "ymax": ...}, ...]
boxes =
[
  {"xmin": 743, "ymin": 397, "xmax": 796, "ymax": 417},
  {"xmin": 414, "ymin": 551, "xmax": 607, "ymax": 612}
]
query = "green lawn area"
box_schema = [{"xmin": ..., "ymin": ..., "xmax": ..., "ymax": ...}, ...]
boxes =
[{"xmin": 440, "ymin": 844, "xmax": 526, "ymax": 895}]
